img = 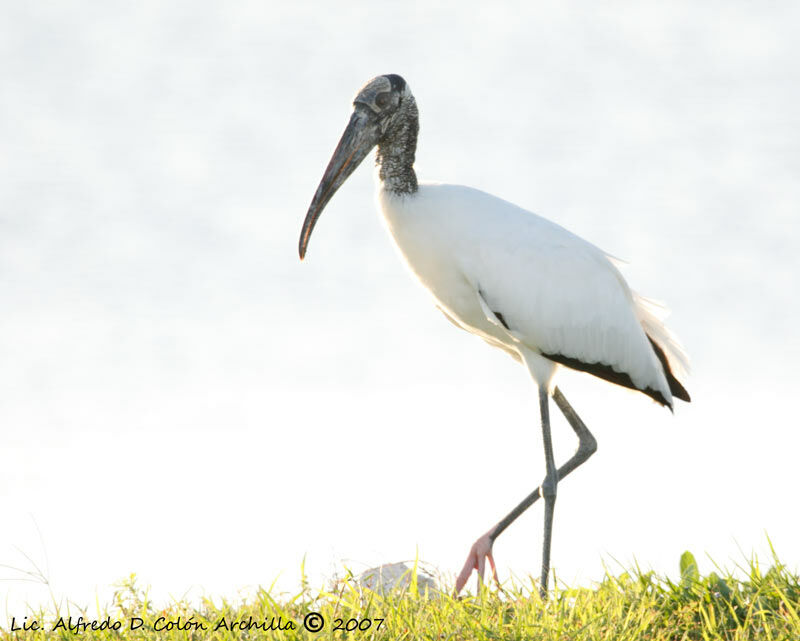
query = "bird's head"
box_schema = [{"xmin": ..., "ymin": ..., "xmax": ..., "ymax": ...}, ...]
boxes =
[{"xmin": 299, "ymin": 74, "xmax": 414, "ymax": 260}]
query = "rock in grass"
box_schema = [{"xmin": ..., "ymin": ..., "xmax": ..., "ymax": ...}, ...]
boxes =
[{"xmin": 355, "ymin": 562, "xmax": 438, "ymax": 595}]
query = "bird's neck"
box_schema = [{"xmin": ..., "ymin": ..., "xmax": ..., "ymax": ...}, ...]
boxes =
[{"xmin": 376, "ymin": 98, "xmax": 419, "ymax": 195}]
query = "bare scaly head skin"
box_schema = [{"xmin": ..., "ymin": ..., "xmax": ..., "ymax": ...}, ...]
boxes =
[{"xmin": 299, "ymin": 74, "xmax": 418, "ymax": 259}]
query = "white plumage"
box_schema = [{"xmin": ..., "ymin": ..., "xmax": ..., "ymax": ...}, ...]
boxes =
[{"xmin": 379, "ymin": 183, "xmax": 687, "ymax": 405}]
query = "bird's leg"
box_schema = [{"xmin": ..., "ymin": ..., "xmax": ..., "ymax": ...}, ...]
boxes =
[
  {"xmin": 488, "ymin": 387, "xmax": 597, "ymax": 540},
  {"xmin": 538, "ymin": 384, "xmax": 557, "ymax": 597},
  {"xmin": 454, "ymin": 386, "xmax": 596, "ymax": 595},
  {"xmin": 551, "ymin": 386, "xmax": 597, "ymax": 478}
]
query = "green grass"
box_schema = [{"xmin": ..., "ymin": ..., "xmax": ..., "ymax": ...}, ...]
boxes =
[{"xmin": 3, "ymin": 551, "xmax": 799, "ymax": 640}]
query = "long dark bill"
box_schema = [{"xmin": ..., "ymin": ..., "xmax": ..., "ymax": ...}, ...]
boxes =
[{"xmin": 298, "ymin": 109, "xmax": 380, "ymax": 260}]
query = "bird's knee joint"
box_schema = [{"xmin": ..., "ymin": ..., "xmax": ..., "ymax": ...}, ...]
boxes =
[
  {"xmin": 580, "ymin": 435, "xmax": 598, "ymax": 457},
  {"xmin": 540, "ymin": 474, "xmax": 558, "ymax": 500}
]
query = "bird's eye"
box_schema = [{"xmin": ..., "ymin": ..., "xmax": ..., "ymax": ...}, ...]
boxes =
[{"xmin": 375, "ymin": 92, "xmax": 392, "ymax": 109}]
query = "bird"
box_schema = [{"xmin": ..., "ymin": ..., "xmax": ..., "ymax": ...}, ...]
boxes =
[{"xmin": 298, "ymin": 74, "xmax": 690, "ymax": 597}]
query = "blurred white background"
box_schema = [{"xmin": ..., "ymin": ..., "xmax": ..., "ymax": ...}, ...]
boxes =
[{"xmin": 1, "ymin": 0, "xmax": 799, "ymax": 622}]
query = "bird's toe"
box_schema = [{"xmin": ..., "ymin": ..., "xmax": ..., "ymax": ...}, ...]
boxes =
[{"xmin": 454, "ymin": 531, "xmax": 499, "ymax": 595}]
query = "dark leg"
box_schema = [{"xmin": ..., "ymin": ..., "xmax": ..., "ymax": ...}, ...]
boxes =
[
  {"xmin": 488, "ymin": 386, "xmax": 597, "ymax": 541},
  {"xmin": 538, "ymin": 384, "xmax": 557, "ymax": 596},
  {"xmin": 454, "ymin": 386, "xmax": 597, "ymax": 595}
]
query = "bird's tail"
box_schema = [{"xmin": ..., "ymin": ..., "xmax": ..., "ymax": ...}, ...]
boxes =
[{"xmin": 633, "ymin": 293, "xmax": 691, "ymax": 403}]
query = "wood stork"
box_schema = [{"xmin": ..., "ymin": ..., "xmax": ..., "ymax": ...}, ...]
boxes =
[{"xmin": 299, "ymin": 74, "xmax": 690, "ymax": 597}]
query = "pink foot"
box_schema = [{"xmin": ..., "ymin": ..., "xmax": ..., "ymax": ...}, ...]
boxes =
[{"xmin": 454, "ymin": 529, "xmax": 499, "ymax": 595}]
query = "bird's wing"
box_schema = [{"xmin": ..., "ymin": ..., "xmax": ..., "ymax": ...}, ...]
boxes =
[
  {"xmin": 469, "ymin": 218, "xmax": 670, "ymax": 400},
  {"xmin": 382, "ymin": 182, "xmax": 679, "ymax": 403}
]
